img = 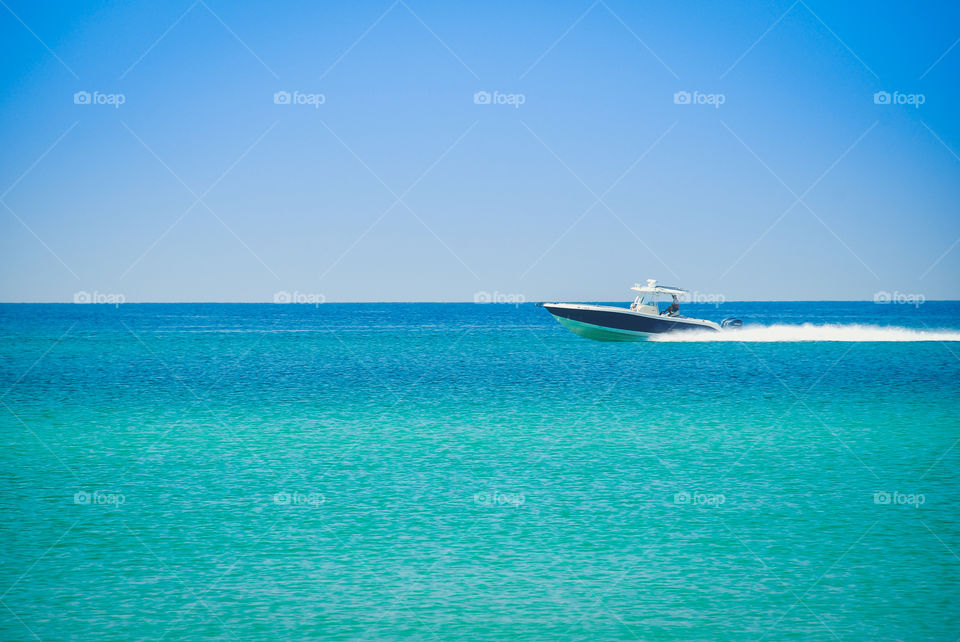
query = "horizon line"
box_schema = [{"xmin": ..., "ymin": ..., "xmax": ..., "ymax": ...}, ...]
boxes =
[{"xmin": 1, "ymin": 300, "xmax": 958, "ymax": 305}]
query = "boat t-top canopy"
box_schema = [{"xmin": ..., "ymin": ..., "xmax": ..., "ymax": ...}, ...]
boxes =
[{"xmin": 630, "ymin": 279, "xmax": 687, "ymax": 296}]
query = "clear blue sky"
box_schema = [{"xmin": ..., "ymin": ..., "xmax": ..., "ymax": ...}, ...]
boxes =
[{"xmin": 1, "ymin": 0, "xmax": 958, "ymax": 302}]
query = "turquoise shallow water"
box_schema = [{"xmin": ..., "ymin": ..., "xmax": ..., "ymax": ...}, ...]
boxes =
[{"xmin": 1, "ymin": 302, "xmax": 959, "ymax": 640}]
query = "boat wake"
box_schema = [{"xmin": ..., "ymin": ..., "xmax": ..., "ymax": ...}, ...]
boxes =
[{"xmin": 649, "ymin": 323, "xmax": 960, "ymax": 342}]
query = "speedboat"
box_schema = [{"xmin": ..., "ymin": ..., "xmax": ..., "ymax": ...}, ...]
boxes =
[{"xmin": 542, "ymin": 279, "xmax": 741, "ymax": 341}]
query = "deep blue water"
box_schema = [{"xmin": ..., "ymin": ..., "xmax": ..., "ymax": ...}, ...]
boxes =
[{"xmin": 1, "ymin": 302, "xmax": 958, "ymax": 640}]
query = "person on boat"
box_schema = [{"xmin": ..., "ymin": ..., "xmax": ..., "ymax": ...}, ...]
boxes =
[{"xmin": 662, "ymin": 295, "xmax": 680, "ymax": 316}]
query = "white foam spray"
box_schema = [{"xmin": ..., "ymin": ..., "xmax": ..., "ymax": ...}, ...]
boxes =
[{"xmin": 649, "ymin": 323, "xmax": 960, "ymax": 342}]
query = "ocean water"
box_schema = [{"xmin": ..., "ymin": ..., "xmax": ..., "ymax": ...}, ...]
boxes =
[{"xmin": 1, "ymin": 301, "xmax": 959, "ymax": 640}]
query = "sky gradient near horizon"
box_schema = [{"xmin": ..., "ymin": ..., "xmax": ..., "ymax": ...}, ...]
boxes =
[{"xmin": 1, "ymin": 0, "xmax": 958, "ymax": 302}]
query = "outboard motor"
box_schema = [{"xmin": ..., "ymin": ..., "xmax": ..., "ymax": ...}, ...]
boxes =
[{"xmin": 721, "ymin": 318, "xmax": 742, "ymax": 329}]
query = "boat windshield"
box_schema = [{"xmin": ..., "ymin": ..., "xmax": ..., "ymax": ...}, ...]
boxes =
[
  {"xmin": 629, "ymin": 281, "xmax": 688, "ymax": 315},
  {"xmin": 631, "ymin": 296, "xmax": 659, "ymax": 312}
]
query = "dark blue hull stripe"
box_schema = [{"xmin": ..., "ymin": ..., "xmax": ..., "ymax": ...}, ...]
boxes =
[{"xmin": 545, "ymin": 306, "xmax": 716, "ymax": 334}]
